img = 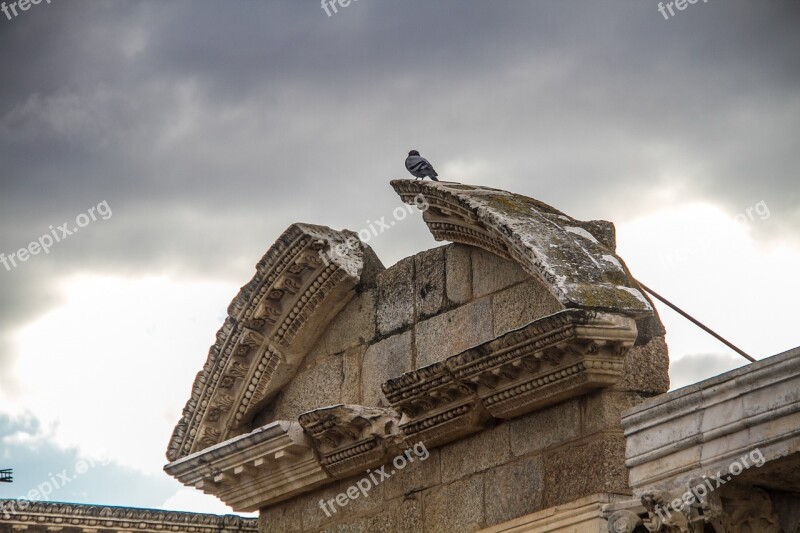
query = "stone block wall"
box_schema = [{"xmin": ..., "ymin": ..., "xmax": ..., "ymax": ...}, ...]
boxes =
[
  {"xmin": 259, "ymin": 390, "xmax": 660, "ymax": 533},
  {"xmin": 256, "ymin": 243, "xmax": 670, "ymax": 532},
  {"xmin": 260, "ymin": 244, "xmax": 565, "ymax": 422}
]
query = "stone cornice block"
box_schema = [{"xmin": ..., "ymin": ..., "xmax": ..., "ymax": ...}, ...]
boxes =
[
  {"xmin": 450, "ymin": 309, "xmax": 637, "ymax": 419},
  {"xmin": 0, "ymin": 501, "xmax": 257, "ymax": 533},
  {"xmin": 167, "ymin": 224, "xmax": 374, "ymax": 462},
  {"xmin": 298, "ymin": 404, "xmax": 404, "ymax": 478},
  {"xmin": 390, "ymin": 180, "xmax": 653, "ymax": 318},
  {"xmin": 164, "ymin": 421, "xmax": 330, "ymax": 512},
  {"xmin": 384, "ymin": 309, "xmax": 637, "ymax": 445},
  {"xmin": 383, "ymin": 362, "xmax": 491, "ymax": 448}
]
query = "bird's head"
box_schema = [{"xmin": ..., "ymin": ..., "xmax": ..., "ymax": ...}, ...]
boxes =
[{"xmin": 408, "ymin": 150, "xmax": 420, "ymax": 156}]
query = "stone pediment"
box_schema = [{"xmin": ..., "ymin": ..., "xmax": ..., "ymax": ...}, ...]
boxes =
[
  {"xmin": 166, "ymin": 223, "xmax": 384, "ymax": 462},
  {"xmin": 165, "ymin": 181, "xmax": 663, "ymax": 515},
  {"xmin": 391, "ymin": 180, "xmax": 652, "ymax": 318}
]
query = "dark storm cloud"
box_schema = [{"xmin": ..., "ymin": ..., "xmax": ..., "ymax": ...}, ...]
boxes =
[{"xmin": 0, "ymin": 0, "xmax": 798, "ymax": 372}]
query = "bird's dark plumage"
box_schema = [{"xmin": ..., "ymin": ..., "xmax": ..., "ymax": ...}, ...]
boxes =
[{"xmin": 405, "ymin": 150, "xmax": 439, "ymax": 181}]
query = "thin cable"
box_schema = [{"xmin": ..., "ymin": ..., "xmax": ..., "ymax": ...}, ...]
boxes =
[{"xmin": 634, "ymin": 280, "xmax": 757, "ymax": 363}]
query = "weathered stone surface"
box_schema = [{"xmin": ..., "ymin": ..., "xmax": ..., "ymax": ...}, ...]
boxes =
[
  {"xmin": 341, "ymin": 344, "xmax": 365, "ymax": 405},
  {"xmin": 441, "ymin": 423, "xmax": 511, "ymax": 483},
  {"xmin": 383, "ymin": 362, "xmax": 491, "ymax": 450},
  {"xmin": 481, "ymin": 493, "xmax": 635, "ymax": 533},
  {"xmin": 384, "ymin": 447, "xmax": 440, "ymax": 500},
  {"xmin": 415, "ymin": 298, "xmax": 493, "ymax": 368},
  {"xmin": 615, "ymin": 335, "xmax": 669, "ymax": 394},
  {"xmin": 308, "ymin": 290, "xmax": 377, "ymax": 361},
  {"xmin": 376, "ymin": 256, "xmax": 415, "ymax": 336},
  {"xmin": 447, "ymin": 310, "xmax": 637, "ymax": 420},
  {"xmin": 508, "ymin": 399, "xmax": 580, "ymax": 456},
  {"xmin": 317, "ymin": 498, "xmax": 422, "ymax": 533},
  {"xmin": 298, "ymin": 404, "xmax": 403, "ymax": 479},
  {"xmin": 415, "ymin": 246, "xmax": 446, "ymax": 319},
  {"xmin": 582, "ymin": 391, "xmax": 644, "ymax": 437},
  {"xmin": 299, "ymin": 475, "xmax": 386, "ymax": 531},
  {"xmin": 260, "ymin": 498, "xmax": 303, "ymax": 533},
  {"xmin": 542, "ymin": 435, "xmax": 628, "ymax": 508},
  {"xmin": 445, "ymin": 243, "xmax": 472, "ymax": 305},
  {"xmin": 472, "ymin": 247, "xmax": 529, "ymax": 298},
  {"xmin": 362, "ymin": 331, "xmax": 413, "ymax": 407},
  {"xmin": 491, "ymin": 279, "xmax": 563, "ymax": 337},
  {"xmin": 484, "ymin": 456, "xmax": 545, "ymax": 527},
  {"xmin": 423, "ymin": 475, "xmax": 484, "ymax": 533},
  {"xmin": 272, "ymin": 354, "xmax": 343, "ymax": 421},
  {"xmin": 391, "ymin": 180, "xmax": 653, "ymax": 317}
]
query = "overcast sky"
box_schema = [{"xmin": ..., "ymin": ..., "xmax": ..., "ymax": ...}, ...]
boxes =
[{"xmin": 0, "ymin": 0, "xmax": 798, "ymax": 515}]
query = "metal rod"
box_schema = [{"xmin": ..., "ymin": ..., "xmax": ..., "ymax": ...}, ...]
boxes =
[{"xmin": 635, "ymin": 280, "xmax": 757, "ymax": 363}]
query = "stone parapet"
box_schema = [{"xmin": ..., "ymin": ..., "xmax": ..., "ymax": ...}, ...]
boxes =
[
  {"xmin": 0, "ymin": 501, "xmax": 257, "ymax": 533},
  {"xmin": 610, "ymin": 346, "xmax": 800, "ymax": 532}
]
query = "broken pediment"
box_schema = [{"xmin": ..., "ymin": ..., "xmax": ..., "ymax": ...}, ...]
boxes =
[
  {"xmin": 165, "ymin": 181, "xmax": 666, "ymax": 513},
  {"xmin": 166, "ymin": 223, "xmax": 385, "ymax": 462},
  {"xmin": 391, "ymin": 180, "xmax": 652, "ymax": 318}
]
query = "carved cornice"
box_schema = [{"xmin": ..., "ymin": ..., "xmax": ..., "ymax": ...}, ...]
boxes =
[
  {"xmin": 165, "ymin": 421, "xmax": 330, "ymax": 513},
  {"xmin": 383, "ymin": 361, "xmax": 491, "ymax": 447},
  {"xmin": 298, "ymin": 405, "xmax": 404, "ymax": 478},
  {"xmin": 384, "ymin": 309, "xmax": 637, "ymax": 446},
  {"xmin": 167, "ymin": 224, "xmax": 370, "ymax": 462},
  {"xmin": 0, "ymin": 501, "xmax": 257, "ymax": 533},
  {"xmin": 390, "ymin": 180, "xmax": 653, "ymax": 318}
]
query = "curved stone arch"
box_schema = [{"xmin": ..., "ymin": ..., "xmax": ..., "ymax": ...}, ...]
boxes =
[
  {"xmin": 391, "ymin": 180, "xmax": 652, "ymax": 318},
  {"xmin": 166, "ymin": 223, "xmax": 376, "ymax": 461}
]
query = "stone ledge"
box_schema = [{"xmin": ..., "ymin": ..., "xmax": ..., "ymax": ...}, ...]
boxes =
[
  {"xmin": 477, "ymin": 493, "xmax": 634, "ymax": 533},
  {"xmin": 164, "ymin": 421, "xmax": 330, "ymax": 512}
]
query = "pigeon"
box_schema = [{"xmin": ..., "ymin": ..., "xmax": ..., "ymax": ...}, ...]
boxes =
[{"xmin": 405, "ymin": 150, "xmax": 439, "ymax": 181}]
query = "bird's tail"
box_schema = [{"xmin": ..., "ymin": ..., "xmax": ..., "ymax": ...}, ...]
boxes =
[{"xmin": 430, "ymin": 176, "xmax": 439, "ymax": 181}]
